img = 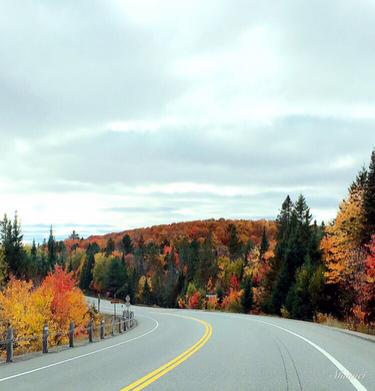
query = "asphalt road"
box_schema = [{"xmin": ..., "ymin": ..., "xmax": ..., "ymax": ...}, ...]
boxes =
[{"xmin": 0, "ymin": 298, "xmax": 374, "ymax": 391}]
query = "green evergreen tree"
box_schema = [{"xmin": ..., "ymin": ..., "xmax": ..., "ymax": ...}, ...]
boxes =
[
  {"xmin": 88, "ymin": 242, "xmax": 100, "ymax": 255},
  {"xmin": 26, "ymin": 239, "xmax": 38, "ymax": 279},
  {"xmin": 196, "ymin": 238, "xmax": 217, "ymax": 286},
  {"xmin": 0, "ymin": 246, "xmax": 8, "ymax": 287},
  {"xmin": 187, "ymin": 239, "xmax": 199, "ymax": 282},
  {"xmin": 141, "ymin": 278, "xmax": 153, "ymax": 305},
  {"xmin": 269, "ymin": 195, "xmax": 320, "ymax": 315},
  {"xmin": 105, "ymin": 238, "xmax": 115, "ymax": 256},
  {"xmin": 106, "ymin": 257, "xmax": 126, "ymax": 295},
  {"xmin": 259, "ymin": 226, "xmax": 269, "ymax": 261},
  {"xmin": 216, "ymin": 285, "xmax": 224, "ymax": 304},
  {"xmin": 56, "ymin": 241, "xmax": 67, "ymax": 266},
  {"xmin": 0, "ymin": 213, "xmax": 25, "ymax": 278},
  {"xmin": 244, "ymin": 239, "xmax": 254, "ymax": 260},
  {"xmin": 39, "ymin": 240, "xmax": 49, "ymax": 277},
  {"xmin": 128, "ymin": 268, "xmax": 138, "ymax": 303},
  {"xmin": 363, "ymin": 149, "xmax": 375, "ymax": 244},
  {"xmin": 241, "ymin": 276, "xmax": 253, "ymax": 313},
  {"xmin": 162, "ymin": 249, "xmax": 179, "ymax": 307},
  {"xmin": 286, "ymin": 261, "xmax": 315, "ymax": 320},
  {"xmin": 47, "ymin": 226, "xmax": 57, "ymax": 271},
  {"xmin": 69, "ymin": 230, "xmax": 80, "ymax": 240},
  {"xmin": 80, "ymin": 252, "xmax": 95, "ymax": 291},
  {"xmin": 31, "ymin": 239, "xmax": 37, "ymax": 260},
  {"xmin": 122, "ymin": 234, "xmax": 134, "ymax": 255},
  {"xmin": 228, "ymin": 224, "xmax": 242, "ymax": 260}
]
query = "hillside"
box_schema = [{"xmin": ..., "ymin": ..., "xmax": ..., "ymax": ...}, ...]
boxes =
[{"xmin": 65, "ymin": 218, "xmax": 277, "ymax": 253}]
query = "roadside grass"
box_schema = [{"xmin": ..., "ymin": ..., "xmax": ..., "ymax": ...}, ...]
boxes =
[{"xmin": 313, "ymin": 313, "xmax": 375, "ymax": 336}]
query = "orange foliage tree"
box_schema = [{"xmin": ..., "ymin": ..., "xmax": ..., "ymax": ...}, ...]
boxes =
[
  {"xmin": 321, "ymin": 180, "xmax": 364, "ymax": 285},
  {"xmin": 221, "ymin": 288, "xmax": 242, "ymax": 313},
  {"xmin": 40, "ymin": 266, "xmax": 88, "ymax": 340},
  {"xmin": 364, "ymin": 236, "xmax": 375, "ymax": 322},
  {"xmin": 0, "ymin": 267, "xmax": 88, "ymax": 353}
]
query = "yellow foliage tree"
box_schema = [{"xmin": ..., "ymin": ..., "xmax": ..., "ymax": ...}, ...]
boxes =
[
  {"xmin": 321, "ymin": 182, "xmax": 364, "ymax": 284},
  {"xmin": 0, "ymin": 267, "xmax": 88, "ymax": 354},
  {"xmin": 0, "ymin": 278, "xmax": 53, "ymax": 353}
]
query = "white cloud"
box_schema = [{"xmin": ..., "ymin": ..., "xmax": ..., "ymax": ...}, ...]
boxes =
[
  {"xmin": 0, "ymin": 0, "xmax": 374, "ymax": 240},
  {"xmin": 331, "ymin": 155, "xmax": 356, "ymax": 170}
]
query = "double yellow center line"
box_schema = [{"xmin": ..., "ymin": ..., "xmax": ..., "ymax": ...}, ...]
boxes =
[{"xmin": 121, "ymin": 314, "xmax": 213, "ymax": 391}]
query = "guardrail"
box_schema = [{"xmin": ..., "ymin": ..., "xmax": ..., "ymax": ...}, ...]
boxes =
[{"xmin": 0, "ymin": 311, "xmax": 135, "ymax": 363}]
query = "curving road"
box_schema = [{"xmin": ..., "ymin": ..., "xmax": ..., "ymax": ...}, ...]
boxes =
[{"xmin": 0, "ymin": 298, "xmax": 374, "ymax": 391}]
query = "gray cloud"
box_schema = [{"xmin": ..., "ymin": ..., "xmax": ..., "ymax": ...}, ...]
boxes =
[{"xmin": 0, "ymin": 1, "xmax": 374, "ymax": 239}]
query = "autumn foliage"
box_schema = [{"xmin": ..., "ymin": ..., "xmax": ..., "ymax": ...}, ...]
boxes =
[
  {"xmin": 321, "ymin": 163, "xmax": 375, "ymax": 326},
  {"xmin": 0, "ymin": 267, "xmax": 88, "ymax": 354},
  {"xmin": 66, "ymin": 219, "xmax": 277, "ymax": 254}
]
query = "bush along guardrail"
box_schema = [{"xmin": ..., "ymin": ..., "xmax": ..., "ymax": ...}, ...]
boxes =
[{"xmin": 0, "ymin": 311, "xmax": 135, "ymax": 363}]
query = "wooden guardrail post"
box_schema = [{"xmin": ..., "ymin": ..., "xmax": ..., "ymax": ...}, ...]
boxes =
[
  {"xmin": 119, "ymin": 317, "xmax": 123, "ymax": 334},
  {"xmin": 100, "ymin": 320, "xmax": 105, "ymax": 339},
  {"xmin": 6, "ymin": 326, "xmax": 13, "ymax": 363},
  {"xmin": 69, "ymin": 321, "xmax": 75, "ymax": 348},
  {"xmin": 88, "ymin": 320, "xmax": 93, "ymax": 343},
  {"xmin": 42, "ymin": 323, "xmax": 49, "ymax": 353}
]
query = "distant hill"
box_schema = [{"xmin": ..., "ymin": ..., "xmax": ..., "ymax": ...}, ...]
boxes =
[{"xmin": 65, "ymin": 218, "xmax": 277, "ymax": 252}]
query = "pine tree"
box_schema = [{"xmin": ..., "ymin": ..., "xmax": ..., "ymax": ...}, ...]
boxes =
[
  {"xmin": 1, "ymin": 213, "xmax": 25, "ymax": 278},
  {"xmin": 0, "ymin": 246, "xmax": 8, "ymax": 286},
  {"xmin": 268, "ymin": 196, "xmax": 294, "ymax": 312},
  {"xmin": 69, "ymin": 230, "xmax": 80, "ymax": 240},
  {"xmin": 80, "ymin": 252, "xmax": 95, "ymax": 291},
  {"xmin": 244, "ymin": 239, "xmax": 254, "ymax": 260},
  {"xmin": 259, "ymin": 227, "xmax": 269, "ymax": 261},
  {"xmin": 128, "ymin": 268, "xmax": 138, "ymax": 303},
  {"xmin": 228, "ymin": 224, "xmax": 242, "ymax": 260},
  {"xmin": 106, "ymin": 257, "xmax": 126, "ymax": 296},
  {"xmin": 275, "ymin": 195, "xmax": 293, "ymax": 261},
  {"xmin": 26, "ymin": 238, "xmax": 38, "ymax": 279},
  {"xmin": 187, "ymin": 239, "xmax": 199, "ymax": 282},
  {"xmin": 105, "ymin": 238, "xmax": 115, "ymax": 256},
  {"xmin": 269, "ymin": 195, "xmax": 320, "ymax": 315},
  {"xmin": 241, "ymin": 276, "xmax": 253, "ymax": 313},
  {"xmin": 40, "ymin": 240, "xmax": 49, "ymax": 277},
  {"xmin": 196, "ymin": 239, "xmax": 216, "ymax": 286},
  {"xmin": 363, "ymin": 149, "xmax": 375, "ymax": 244},
  {"xmin": 122, "ymin": 234, "xmax": 134, "ymax": 255},
  {"xmin": 47, "ymin": 226, "xmax": 57, "ymax": 271},
  {"xmin": 286, "ymin": 262, "xmax": 314, "ymax": 320},
  {"xmin": 31, "ymin": 239, "xmax": 37, "ymax": 260},
  {"xmin": 162, "ymin": 249, "xmax": 179, "ymax": 307},
  {"xmin": 142, "ymin": 278, "xmax": 153, "ymax": 305}
]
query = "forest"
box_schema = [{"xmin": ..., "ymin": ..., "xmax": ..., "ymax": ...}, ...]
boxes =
[{"xmin": 0, "ymin": 150, "xmax": 374, "ymax": 334}]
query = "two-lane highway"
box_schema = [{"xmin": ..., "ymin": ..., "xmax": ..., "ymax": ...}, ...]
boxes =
[{"xmin": 0, "ymin": 298, "xmax": 374, "ymax": 390}]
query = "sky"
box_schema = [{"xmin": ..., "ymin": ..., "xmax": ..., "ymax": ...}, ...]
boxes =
[{"xmin": 0, "ymin": 0, "xmax": 374, "ymax": 242}]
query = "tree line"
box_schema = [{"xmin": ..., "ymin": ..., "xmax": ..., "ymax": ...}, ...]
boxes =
[{"xmin": 0, "ymin": 149, "xmax": 374, "ymax": 328}]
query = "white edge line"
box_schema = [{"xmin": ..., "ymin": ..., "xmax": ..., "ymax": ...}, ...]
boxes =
[
  {"xmin": 255, "ymin": 319, "xmax": 368, "ymax": 391},
  {"xmin": 190, "ymin": 311, "xmax": 367, "ymax": 391},
  {"xmin": 0, "ymin": 314, "xmax": 159, "ymax": 383}
]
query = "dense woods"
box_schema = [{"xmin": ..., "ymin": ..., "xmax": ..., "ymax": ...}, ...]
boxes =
[{"xmin": 0, "ymin": 149, "xmax": 374, "ymax": 333}]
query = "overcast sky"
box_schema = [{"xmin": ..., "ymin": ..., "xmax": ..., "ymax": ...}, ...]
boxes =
[{"xmin": 1, "ymin": 0, "xmax": 374, "ymax": 242}]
